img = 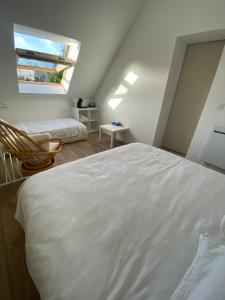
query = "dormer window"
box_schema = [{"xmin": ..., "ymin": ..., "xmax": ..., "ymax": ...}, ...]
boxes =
[{"xmin": 14, "ymin": 24, "xmax": 81, "ymax": 94}]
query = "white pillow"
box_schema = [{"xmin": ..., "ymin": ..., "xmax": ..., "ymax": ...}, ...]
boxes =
[{"xmin": 170, "ymin": 233, "xmax": 225, "ymax": 300}]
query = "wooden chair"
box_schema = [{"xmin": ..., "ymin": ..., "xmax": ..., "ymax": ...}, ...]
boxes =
[{"xmin": 0, "ymin": 119, "xmax": 62, "ymax": 176}]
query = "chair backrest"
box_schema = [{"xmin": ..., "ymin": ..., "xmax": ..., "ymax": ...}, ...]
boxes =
[{"xmin": 0, "ymin": 119, "xmax": 46, "ymax": 161}]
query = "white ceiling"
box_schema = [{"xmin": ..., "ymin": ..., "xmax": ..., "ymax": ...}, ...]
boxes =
[{"xmin": 0, "ymin": 0, "xmax": 146, "ymax": 98}]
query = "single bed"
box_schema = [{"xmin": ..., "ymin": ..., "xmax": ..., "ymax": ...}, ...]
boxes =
[
  {"xmin": 14, "ymin": 118, "xmax": 88, "ymax": 144},
  {"xmin": 15, "ymin": 143, "xmax": 225, "ymax": 300}
]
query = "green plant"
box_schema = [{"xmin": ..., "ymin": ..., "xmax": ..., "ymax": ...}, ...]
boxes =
[{"xmin": 48, "ymin": 71, "xmax": 63, "ymax": 83}]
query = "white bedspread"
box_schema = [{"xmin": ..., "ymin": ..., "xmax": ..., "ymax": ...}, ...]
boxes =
[
  {"xmin": 14, "ymin": 118, "xmax": 87, "ymax": 141},
  {"xmin": 15, "ymin": 143, "xmax": 225, "ymax": 300}
]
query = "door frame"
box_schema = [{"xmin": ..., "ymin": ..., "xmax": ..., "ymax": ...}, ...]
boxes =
[{"xmin": 153, "ymin": 28, "xmax": 225, "ymax": 151}]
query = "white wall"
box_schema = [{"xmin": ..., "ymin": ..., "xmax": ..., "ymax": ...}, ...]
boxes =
[
  {"xmin": 187, "ymin": 46, "xmax": 225, "ymax": 163},
  {"xmin": 96, "ymin": 0, "xmax": 225, "ymax": 146},
  {"xmin": 0, "ymin": 0, "xmax": 145, "ymax": 122}
]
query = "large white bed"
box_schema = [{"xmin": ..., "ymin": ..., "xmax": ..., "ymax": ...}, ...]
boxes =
[
  {"xmin": 15, "ymin": 143, "xmax": 225, "ymax": 300},
  {"xmin": 14, "ymin": 118, "xmax": 88, "ymax": 144}
]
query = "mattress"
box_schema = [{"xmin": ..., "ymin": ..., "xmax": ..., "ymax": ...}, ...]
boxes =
[
  {"xmin": 14, "ymin": 118, "xmax": 87, "ymax": 144},
  {"xmin": 15, "ymin": 143, "xmax": 225, "ymax": 300}
]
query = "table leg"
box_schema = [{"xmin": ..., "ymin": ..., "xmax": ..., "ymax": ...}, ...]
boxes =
[
  {"xmin": 99, "ymin": 127, "xmax": 102, "ymax": 142},
  {"xmin": 111, "ymin": 132, "xmax": 115, "ymax": 148}
]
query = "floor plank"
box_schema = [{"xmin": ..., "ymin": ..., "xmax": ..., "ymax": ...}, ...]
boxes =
[{"xmin": 0, "ymin": 133, "xmax": 123, "ymax": 300}]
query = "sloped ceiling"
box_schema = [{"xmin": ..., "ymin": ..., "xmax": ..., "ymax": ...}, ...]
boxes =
[{"xmin": 0, "ymin": 0, "xmax": 146, "ymax": 99}]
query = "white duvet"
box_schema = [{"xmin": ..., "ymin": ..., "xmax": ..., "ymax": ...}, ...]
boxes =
[
  {"xmin": 15, "ymin": 143, "xmax": 225, "ymax": 300},
  {"xmin": 14, "ymin": 118, "xmax": 87, "ymax": 142}
]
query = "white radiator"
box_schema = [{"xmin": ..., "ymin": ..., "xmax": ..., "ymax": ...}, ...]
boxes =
[
  {"xmin": 0, "ymin": 151, "xmax": 24, "ymax": 186},
  {"xmin": 200, "ymin": 127, "xmax": 225, "ymax": 170}
]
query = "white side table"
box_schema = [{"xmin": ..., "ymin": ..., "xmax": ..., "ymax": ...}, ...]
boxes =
[{"xmin": 99, "ymin": 124, "xmax": 129, "ymax": 148}]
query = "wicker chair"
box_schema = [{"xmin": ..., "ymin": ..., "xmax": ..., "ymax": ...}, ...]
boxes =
[{"xmin": 0, "ymin": 119, "xmax": 62, "ymax": 176}]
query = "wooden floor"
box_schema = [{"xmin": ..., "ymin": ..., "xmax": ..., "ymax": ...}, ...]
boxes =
[{"xmin": 0, "ymin": 133, "xmax": 123, "ymax": 300}]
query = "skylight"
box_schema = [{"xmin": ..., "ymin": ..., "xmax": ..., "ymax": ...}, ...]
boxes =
[{"xmin": 14, "ymin": 24, "xmax": 81, "ymax": 94}]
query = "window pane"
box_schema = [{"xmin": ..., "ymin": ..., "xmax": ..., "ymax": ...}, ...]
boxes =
[
  {"xmin": 17, "ymin": 58, "xmax": 56, "ymax": 69},
  {"xmin": 17, "ymin": 69, "xmax": 63, "ymax": 83},
  {"xmin": 14, "ymin": 32, "xmax": 67, "ymax": 57}
]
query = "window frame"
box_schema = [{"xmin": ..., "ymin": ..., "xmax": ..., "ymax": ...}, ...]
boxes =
[{"xmin": 14, "ymin": 24, "xmax": 81, "ymax": 94}]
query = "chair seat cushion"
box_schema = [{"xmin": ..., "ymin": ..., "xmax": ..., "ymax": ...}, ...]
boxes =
[
  {"xmin": 48, "ymin": 141, "xmax": 60, "ymax": 152},
  {"xmin": 28, "ymin": 133, "xmax": 51, "ymax": 150},
  {"xmin": 24, "ymin": 133, "xmax": 60, "ymax": 165},
  {"xmin": 28, "ymin": 133, "xmax": 60, "ymax": 151}
]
